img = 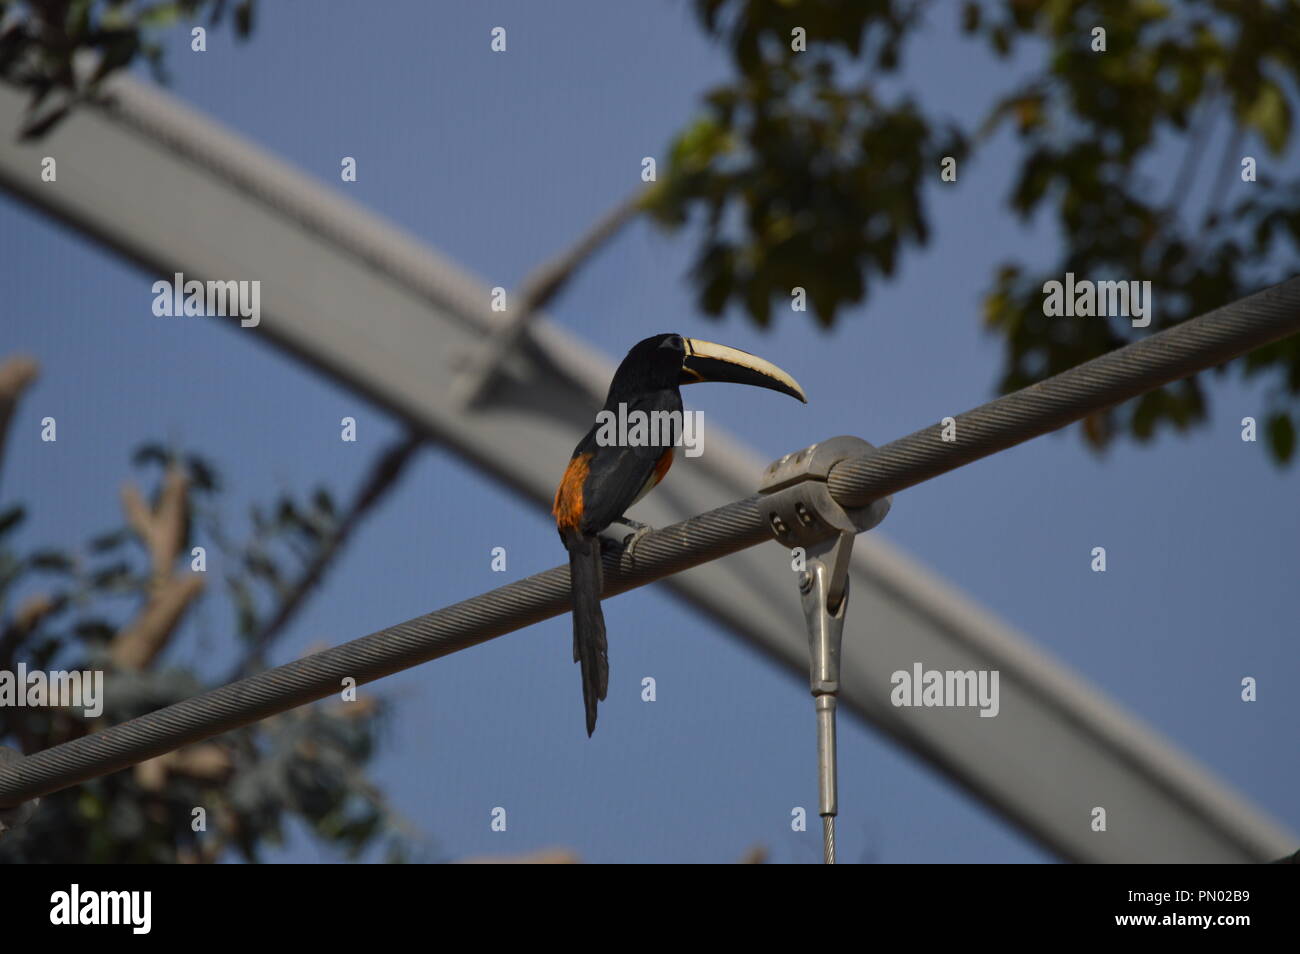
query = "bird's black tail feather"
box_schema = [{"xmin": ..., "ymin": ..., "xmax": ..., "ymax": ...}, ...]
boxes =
[{"xmin": 567, "ymin": 536, "xmax": 608, "ymax": 736}]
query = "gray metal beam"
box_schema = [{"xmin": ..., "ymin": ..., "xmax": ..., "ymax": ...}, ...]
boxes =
[{"xmin": 0, "ymin": 76, "xmax": 1291, "ymax": 861}]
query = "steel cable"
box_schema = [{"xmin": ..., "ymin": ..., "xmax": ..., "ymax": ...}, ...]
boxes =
[
  {"xmin": 828, "ymin": 278, "xmax": 1300, "ymax": 507},
  {"xmin": 1, "ymin": 278, "xmax": 1297, "ymax": 809}
]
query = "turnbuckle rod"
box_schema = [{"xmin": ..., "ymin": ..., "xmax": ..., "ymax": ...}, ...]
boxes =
[
  {"xmin": 801, "ymin": 531, "xmax": 854, "ymax": 864},
  {"xmin": 759, "ymin": 436, "xmax": 891, "ymax": 865}
]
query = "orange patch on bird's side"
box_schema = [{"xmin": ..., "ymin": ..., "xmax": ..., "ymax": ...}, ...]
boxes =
[
  {"xmin": 654, "ymin": 447, "xmax": 674, "ymax": 484},
  {"xmin": 553, "ymin": 452, "xmax": 592, "ymax": 530}
]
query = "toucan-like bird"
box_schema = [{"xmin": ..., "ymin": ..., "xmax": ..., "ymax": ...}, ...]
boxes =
[{"xmin": 553, "ymin": 333, "xmax": 807, "ymax": 735}]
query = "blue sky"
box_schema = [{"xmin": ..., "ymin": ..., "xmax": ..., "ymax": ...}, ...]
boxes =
[{"xmin": 0, "ymin": 1, "xmax": 1295, "ymax": 863}]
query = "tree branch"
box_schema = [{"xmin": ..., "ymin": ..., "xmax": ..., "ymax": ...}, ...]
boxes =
[
  {"xmin": 111, "ymin": 463, "xmax": 203, "ymax": 670},
  {"xmin": 0, "ymin": 355, "xmax": 39, "ymax": 487},
  {"xmin": 0, "ymin": 593, "xmax": 63, "ymax": 676},
  {"xmin": 111, "ymin": 575, "xmax": 206, "ymax": 670},
  {"xmin": 1163, "ymin": 95, "xmax": 1221, "ymax": 219},
  {"xmin": 455, "ymin": 184, "xmax": 657, "ymax": 405},
  {"xmin": 120, "ymin": 465, "xmax": 189, "ymax": 586}
]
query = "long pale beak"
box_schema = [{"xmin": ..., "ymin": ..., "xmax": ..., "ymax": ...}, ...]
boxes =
[{"xmin": 680, "ymin": 338, "xmax": 807, "ymax": 403}]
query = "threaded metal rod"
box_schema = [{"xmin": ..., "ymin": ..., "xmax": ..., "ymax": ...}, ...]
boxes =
[{"xmin": 815, "ymin": 693, "xmax": 839, "ymax": 864}]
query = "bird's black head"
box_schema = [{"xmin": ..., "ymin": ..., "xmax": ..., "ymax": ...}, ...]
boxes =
[
  {"xmin": 607, "ymin": 333, "xmax": 690, "ymax": 398},
  {"xmin": 607, "ymin": 333, "xmax": 807, "ymax": 404}
]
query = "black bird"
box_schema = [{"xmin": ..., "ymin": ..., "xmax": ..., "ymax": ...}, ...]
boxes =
[{"xmin": 553, "ymin": 333, "xmax": 807, "ymax": 735}]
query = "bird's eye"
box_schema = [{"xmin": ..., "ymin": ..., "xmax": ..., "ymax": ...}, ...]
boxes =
[{"xmin": 661, "ymin": 335, "xmax": 684, "ymax": 350}]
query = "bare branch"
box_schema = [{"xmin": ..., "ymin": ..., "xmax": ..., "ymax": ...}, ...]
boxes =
[
  {"xmin": 737, "ymin": 844, "xmax": 768, "ymax": 864},
  {"xmin": 135, "ymin": 743, "xmax": 233, "ymax": 792},
  {"xmin": 120, "ymin": 464, "xmax": 189, "ymax": 585},
  {"xmin": 455, "ymin": 185, "xmax": 657, "ymax": 405},
  {"xmin": 1162, "ymin": 98, "xmax": 1220, "ymax": 219},
  {"xmin": 0, "ymin": 355, "xmax": 39, "ymax": 485},
  {"xmin": 111, "ymin": 574, "xmax": 205, "ymax": 670},
  {"xmin": 458, "ymin": 847, "xmax": 581, "ymax": 864},
  {"xmin": 112, "ymin": 463, "xmax": 203, "ymax": 670},
  {"xmin": 0, "ymin": 593, "xmax": 63, "ymax": 674}
]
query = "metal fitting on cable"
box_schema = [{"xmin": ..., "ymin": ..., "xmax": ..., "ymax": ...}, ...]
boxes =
[
  {"xmin": 760, "ymin": 436, "xmax": 891, "ymax": 864},
  {"xmin": 0, "ymin": 279, "xmax": 1296, "ymax": 812}
]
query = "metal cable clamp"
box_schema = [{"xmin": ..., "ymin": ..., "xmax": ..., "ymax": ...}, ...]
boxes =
[{"xmin": 759, "ymin": 436, "xmax": 891, "ymax": 864}]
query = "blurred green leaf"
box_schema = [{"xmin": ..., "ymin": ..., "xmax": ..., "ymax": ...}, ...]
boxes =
[
  {"xmin": 29, "ymin": 550, "xmax": 74, "ymax": 572},
  {"xmin": 672, "ymin": 0, "xmax": 1300, "ymax": 462},
  {"xmin": 186, "ymin": 454, "xmax": 220, "ymax": 491},
  {"xmin": 88, "ymin": 528, "xmax": 130, "ymax": 552},
  {"xmin": 1241, "ymin": 80, "xmax": 1291, "ymax": 155},
  {"xmin": 312, "ymin": 488, "xmax": 335, "ymax": 519},
  {"xmin": 1268, "ymin": 412, "xmax": 1296, "ymax": 463},
  {"xmin": 132, "ymin": 442, "xmax": 170, "ymax": 468},
  {"xmin": 2, "ymin": 0, "xmax": 259, "ymax": 139},
  {"xmin": 0, "ymin": 504, "xmax": 25, "ymax": 538},
  {"xmin": 88, "ymin": 561, "xmax": 133, "ymax": 589}
]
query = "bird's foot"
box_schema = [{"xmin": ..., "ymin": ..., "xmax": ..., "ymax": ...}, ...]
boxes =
[{"xmin": 620, "ymin": 524, "xmax": 654, "ymax": 566}]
